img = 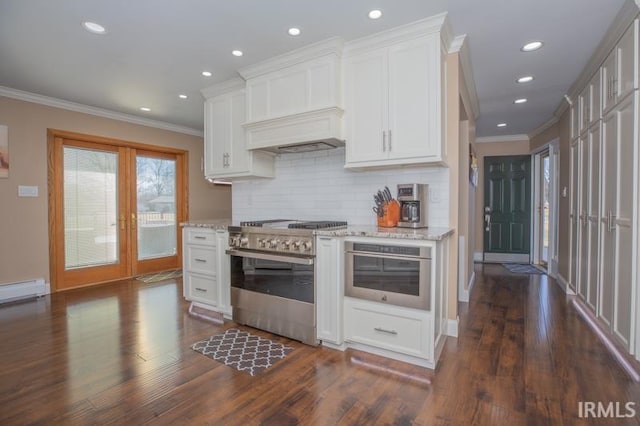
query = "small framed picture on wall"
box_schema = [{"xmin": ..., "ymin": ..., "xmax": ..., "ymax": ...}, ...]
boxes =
[{"xmin": 0, "ymin": 125, "xmax": 7, "ymax": 178}]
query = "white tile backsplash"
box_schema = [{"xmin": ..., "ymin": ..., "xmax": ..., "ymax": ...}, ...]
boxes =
[{"xmin": 232, "ymin": 148, "xmax": 449, "ymax": 226}]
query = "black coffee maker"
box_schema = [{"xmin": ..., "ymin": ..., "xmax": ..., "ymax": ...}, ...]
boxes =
[{"xmin": 397, "ymin": 184, "xmax": 429, "ymax": 228}]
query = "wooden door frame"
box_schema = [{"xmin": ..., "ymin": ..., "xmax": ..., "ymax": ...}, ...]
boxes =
[{"xmin": 47, "ymin": 129, "xmax": 189, "ymax": 292}]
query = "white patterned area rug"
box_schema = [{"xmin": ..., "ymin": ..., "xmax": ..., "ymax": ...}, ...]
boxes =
[{"xmin": 191, "ymin": 328, "xmax": 294, "ymax": 376}]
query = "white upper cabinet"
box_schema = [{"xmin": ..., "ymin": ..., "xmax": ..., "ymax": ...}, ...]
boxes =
[
  {"xmin": 202, "ymin": 79, "xmax": 274, "ymax": 179},
  {"xmin": 238, "ymin": 38, "xmax": 344, "ymax": 151},
  {"xmin": 344, "ymin": 15, "xmax": 449, "ymax": 169},
  {"xmin": 602, "ymin": 19, "xmax": 638, "ymax": 113}
]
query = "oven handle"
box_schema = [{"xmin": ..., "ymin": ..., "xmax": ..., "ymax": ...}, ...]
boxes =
[
  {"xmin": 225, "ymin": 249, "xmax": 314, "ymax": 265},
  {"xmin": 345, "ymin": 250, "xmax": 431, "ymax": 261}
]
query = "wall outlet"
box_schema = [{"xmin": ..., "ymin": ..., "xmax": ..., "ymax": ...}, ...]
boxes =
[{"xmin": 18, "ymin": 185, "xmax": 38, "ymax": 197}]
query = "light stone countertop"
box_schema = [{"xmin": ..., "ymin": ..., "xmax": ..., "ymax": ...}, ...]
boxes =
[
  {"xmin": 180, "ymin": 219, "xmax": 232, "ymax": 230},
  {"xmin": 181, "ymin": 220, "xmax": 453, "ymax": 241},
  {"xmin": 314, "ymin": 226, "xmax": 454, "ymax": 241}
]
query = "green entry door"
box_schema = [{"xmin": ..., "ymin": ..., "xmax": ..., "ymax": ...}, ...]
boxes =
[{"xmin": 483, "ymin": 155, "xmax": 531, "ymax": 263}]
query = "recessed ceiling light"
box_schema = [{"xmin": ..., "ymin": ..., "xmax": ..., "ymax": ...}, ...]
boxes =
[
  {"xmin": 521, "ymin": 41, "xmax": 543, "ymax": 52},
  {"xmin": 140, "ymin": 107, "xmax": 151, "ymax": 112},
  {"xmin": 82, "ymin": 21, "xmax": 107, "ymax": 34},
  {"xmin": 517, "ymin": 75, "xmax": 535, "ymax": 83},
  {"xmin": 202, "ymin": 71, "xmax": 212, "ymax": 77},
  {"xmin": 497, "ymin": 123, "xmax": 507, "ymax": 128},
  {"xmin": 368, "ymin": 9, "xmax": 383, "ymax": 20},
  {"xmin": 232, "ymin": 50, "xmax": 243, "ymax": 57},
  {"xmin": 288, "ymin": 27, "xmax": 301, "ymax": 36},
  {"xmin": 179, "ymin": 94, "xmax": 188, "ymax": 99},
  {"xmin": 514, "ymin": 98, "xmax": 528, "ymax": 104}
]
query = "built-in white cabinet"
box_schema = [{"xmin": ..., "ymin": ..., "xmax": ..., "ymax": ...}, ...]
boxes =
[
  {"xmin": 568, "ymin": 17, "xmax": 639, "ymax": 356},
  {"xmin": 182, "ymin": 227, "xmax": 231, "ymax": 318},
  {"xmin": 344, "ymin": 16, "xmax": 448, "ymax": 169},
  {"xmin": 600, "ymin": 94, "xmax": 636, "ymax": 350},
  {"xmin": 202, "ymin": 79, "xmax": 274, "ymax": 180},
  {"xmin": 315, "ymin": 236, "xmax": 343, "ymax": 345},
  {"xmin": 602, "ymin": 20, "xmax": 638, "ymax": 114},
  {"xmin": 238, "ymin": 38, "xmax": 344, "ymax": 151}
]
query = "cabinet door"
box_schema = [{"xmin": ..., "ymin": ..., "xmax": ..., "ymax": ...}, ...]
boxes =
[
  {"xmin": 599, "ymin": 111, "xmax": 616, "ymax": 327},
  {"xmin": 616, "ymin": 20, "xmax": 637, "ymax": 103},
  {"xmin": 613, "ymin": 95, "xmax": 634, "ymax": 350},
  {"xmin": 387, "ymin": 35, "xmax": 440, "ymax": 161},
  {"xmin": 586, "ymin": 123, "xmax": 601, "ymax": 311},
  {"xmin": 577, "ymin": 135, "xmax": 588, "ymax": 301},
  {"xmin": 344, "ymin": 49, "xmax": 388, "ymax": 164},
  {"xmin": 316, "ymin": 237, "xmax": 343, "ymax": 345},
  {"xmin": 185, "ymin": 272, "xmax": 218, "ymax": 305},
  {"xmin": 204, "ymin": 97, "xmax": 229, "ymax": 176},
  {"xmin": 569, "ymin": 140, "xmax": 579, "ymax": 292},
  {"xmin": 602, "ymin": 50, "xmax": 616, "ymax": 114},
  {"xmin": 589, "ymin": 70, "xmax": 601, "ymax": 125},
  {"xmin": 578, "ymin": 87, "xmax": 590, "ymax": 134},
  {"xmin": 227, "ymin": 90, "xmax": 249, "ymax": 174}
]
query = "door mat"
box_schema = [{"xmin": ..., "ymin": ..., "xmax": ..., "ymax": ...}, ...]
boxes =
[
  {"xmin": 502, "ymin": 263, "xmax": 545, "ymax": 274},
  {"xmin": 135, "ymin": 269, "xmax": 182, "ymax": 283},
  {"xmin": 191, "ymin": 328, "xmax": 294, "ymax": 376}
]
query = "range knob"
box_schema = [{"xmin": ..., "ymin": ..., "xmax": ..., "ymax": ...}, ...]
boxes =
[
  {"xmin": 302, "ymin": 241, "xmax": 313, "ymax": 252},
  {"xmin": 281, "ymin": 240, "xmax": 292, "ymax": 250},
  {"xmin": 268, "ymin": 239, "xmax": 279, "ymax": 249},
  {"xmin": 292, "ymin": 241, "xmax": 302, "ymax": 250},
  {"xmin": 257, "ymin": 238, "xmax": 267, "ymax": 248},
  {"xmin": 229, "ymin": 235, "xmax": 241, "ymax": 247},
  {"xmin": 240, "ymin": 237, "xmax": 249, "ymax": 247}
]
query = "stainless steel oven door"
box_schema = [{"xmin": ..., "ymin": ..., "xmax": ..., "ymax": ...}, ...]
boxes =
[{"xmin": 345, "ymin": 242, "xmax": 431, "ymax": 310}]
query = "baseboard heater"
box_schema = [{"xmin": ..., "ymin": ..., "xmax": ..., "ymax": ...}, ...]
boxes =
[{"xmin": 0, "ymin": 278, "xmax": 48, "ymax": 304}]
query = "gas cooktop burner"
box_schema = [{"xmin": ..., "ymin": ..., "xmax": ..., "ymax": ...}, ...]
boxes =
[{"xmin": 239, "ymin": 219, "xmax": 347, "ymax": 230}]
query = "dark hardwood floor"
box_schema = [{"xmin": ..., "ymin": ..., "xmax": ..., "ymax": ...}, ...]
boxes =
[{"xmin": 1, "ymin": 264, "xmax": 639, "ymax": 425}]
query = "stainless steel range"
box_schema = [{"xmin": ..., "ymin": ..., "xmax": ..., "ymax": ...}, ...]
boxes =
[{"xmin": 226, "ymin": 220, "xmax": 347, "ymax": 346}]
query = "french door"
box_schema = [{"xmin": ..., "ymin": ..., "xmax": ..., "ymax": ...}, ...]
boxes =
[{"xmin": 48, "ymin": 130, "xmax": 187, "ymax": 291}]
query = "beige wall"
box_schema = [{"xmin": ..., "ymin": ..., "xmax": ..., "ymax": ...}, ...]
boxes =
[
  {"xmin": 552, "ymin": 112, "xmax": 571, "ymax": 280},
  {"xmin": 473, "ymin": 138, "xmax": 531, "ymax": 254},
  {"xmin": 0, "ymin": 96, "xmax": 231, "ymax": 286}
]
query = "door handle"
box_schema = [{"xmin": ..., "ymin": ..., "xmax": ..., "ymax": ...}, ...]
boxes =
[
  {"xmin": 485, "ymin": 214, "xmax": 491, "ymax": 231},
  {"xmin": 131, "ymin": 213, "xmax": 137, "ymax": 230},
  {"xmin": 382, "ymin": 131, "xmax": 387, "ymax": 152},
  {"xmin": 120, "ymin": 214, "xmax": 126, "ymax": 230},
  {"xmin": 388, "ymin": 130, "xmax": 392, "ymax": 151}
]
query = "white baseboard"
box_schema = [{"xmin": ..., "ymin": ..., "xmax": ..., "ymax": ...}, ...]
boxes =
[
  {"xmin": 459, "ymin": 271, "xmax": 475, "ymax": 303},
  {"xmin": 556, "ymin": 273, "xmax": 576, "ymax": 295},
  {"xmin": 446, "ymin": 317, "xmax": 459, "ymax": 337},
  {"xmin": 0, "ymin": 278, "xmax": 48, "ymax": 304},
  {"xmin": 473, "ymin": 251, "xmax": 483, "ymax": 262}
]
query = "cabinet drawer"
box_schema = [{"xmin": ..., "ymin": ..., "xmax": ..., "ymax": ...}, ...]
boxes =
[
  {"xmin": 344, "ymin": 297, "xmax": 431, "ymax": 358},
  {"xmin": 186, "ymin": 246, "xmax": 217, "ymax": 274},
  {"xmin": 185, "ymin": 272, "xmax": 218, "ymax": 305},
  {"xmin": 185, "ymin": 228, "xmax": 217, "ymax": 246}
]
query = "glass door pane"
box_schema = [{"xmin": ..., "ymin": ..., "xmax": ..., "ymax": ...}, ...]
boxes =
[
  {"xmin": 63, "ymin": 146, "xmax": 119, "ymax": 269},
  {"xmin": 135, "ymin": 155, "xmax": 177, "ymax": 260},
  {"xmin": 541, "ymin": 154, "xmax": 550, "ymax": 264}
]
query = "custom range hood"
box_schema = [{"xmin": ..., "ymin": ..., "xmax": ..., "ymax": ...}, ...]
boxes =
[{"xmin": 238, "ymin": 38, "xmax": 344, "ymax": 154}]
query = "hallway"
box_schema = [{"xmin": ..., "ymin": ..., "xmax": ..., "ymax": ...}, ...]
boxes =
[{"xmin": 0, "ymin": 264, "xmax": 638, "ymax": 424}]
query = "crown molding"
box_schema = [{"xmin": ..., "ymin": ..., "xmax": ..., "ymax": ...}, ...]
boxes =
[
  {"xmin": 450, "ymin": 34, "xmax": 480, "ymax": 121},
  {"xmin": 529, "ymin": 116, "xmax": 559, "ymax": 140},
  {"xmin": 201, "ymin": 77, "xmax": 245, "ymax": 99},
  {"xmin": 344, "ymin": 13, "xmax": 447, "ymax": 56},
  {"xmin": 555, "ymin": 0, "xmax": 639, "ymax": 118},
  {"xmin": 475, "ymin": 134, "xmax": 530, "ymax": 144},
  {"xmin": 0, "ymin": 86, "xmax": 203, "ymax": 137},
  {"xmin": 238, "ymin": 37, "xmax": 343, "ymax": 80}
]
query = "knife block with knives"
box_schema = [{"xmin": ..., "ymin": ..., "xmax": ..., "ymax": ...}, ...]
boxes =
[{"xmin": 373, "ymin": 186, "xmax": 400, "ymax": 228}]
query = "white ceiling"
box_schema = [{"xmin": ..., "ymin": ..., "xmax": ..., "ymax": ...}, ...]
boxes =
[{"xmin": 0, "ymin": 0, "xmax": 630, "ymax": 137}]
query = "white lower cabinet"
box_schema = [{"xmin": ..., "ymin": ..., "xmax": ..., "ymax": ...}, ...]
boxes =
[
  {"xmin": 317, "ymin": 234, "xmax": 449, "ymax": 369},
  {"xmin": 344, "ymin": 297, "xmax": 432, "ymax": 360},
  {"xmin": 182, "ymin": 227, "xmax": 231, "ymax": 318}
]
